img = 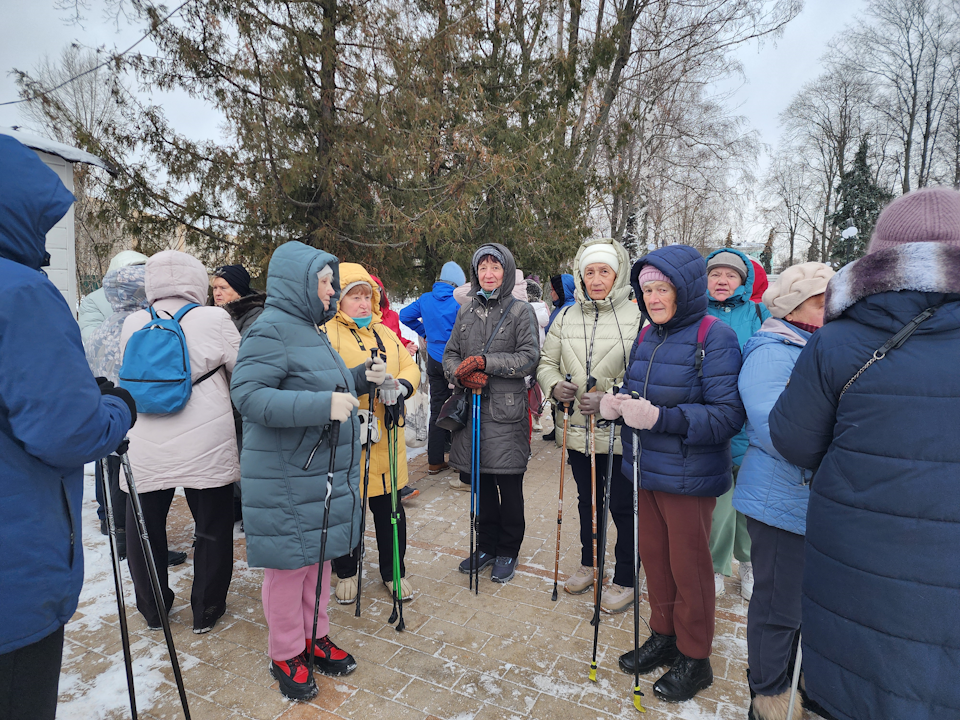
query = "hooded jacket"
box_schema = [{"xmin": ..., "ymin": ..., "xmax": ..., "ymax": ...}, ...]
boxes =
[
  {"xmin": 546, "ymin": 274, "xmax": 577, "ymax": 331},
  {"xmin": 86, "ymin": 265, "xmax": 149, "ymax": 384},
  {"xmin": 324, "ymin": 263, "xmax": 420, "ymax": 497},
  {"xmin": 399, "ymin": 280, "xmax": 461, "ymax": 363},
  {"xmin": 769, "ymin": 242, "xmax": 960, "ymax": 720},
  {"xmin": 120, "ymin": 251, "xmax": 242, "ymax": 494},
  {"xmin": 230, "ymin": 242, "xmax": 370, "ymax": 569},
  {"xmin": 732, "ymin": 318, "xmax": 813, "ymax": 535},
  {"xmin": 705, "ymin": 247, "xmax": 770, "ymax": 465},
  {"xmin": 78, "ymin": 250, "xmax": 149, "ymax": 346},
  {"xmin": 537, "ymin": 238, "xmax": 641, "ymax": 455},
  {"xmin": 442, "ymin": 243, "xmax": 541, "ymax": 475},
  {"xmin": 222, "ymin": 291, "xmax": 267, "ymax": 338},
  {"xmin": 620, "ymin": 245, "xmax": 745, "ymax": 496},
  {"xmin": 0, "ymin": 135, "xmax": 131, "ymax": 654}
]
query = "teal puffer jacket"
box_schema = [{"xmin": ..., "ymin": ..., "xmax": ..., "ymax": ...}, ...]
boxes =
[
  {"xmin": 230, "ymin": 242, "xmax": 369, "ymax": 570},
  {"xmin": 705, "ymin": 247, "xmax": 770, "ymax": 464}
]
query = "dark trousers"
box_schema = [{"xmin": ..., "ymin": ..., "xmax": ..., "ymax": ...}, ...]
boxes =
[
  {"xmin": 567, "ymin": 449, "xmax": 635, "ymax": 587},
  {"xmin": 746, "ymin": 517, "xmax": 805, "ymax": 697},
  {"xmin": 637, "ymin": 489, "xmax": 716, "ymax": 659},
  {"xmin": 0, "ymin": 625, "xmax": 64, "ymax": 720},
  {"xmin": 427, "ymin": 355, "xmax": 452, "ymax": 465},
  {"xmin": 461, "ymin": 472, "xmax": 525, "ymax": 558},
  {"xmin": 95, "ymin": 455, "xmax": 126, "ymax": 531},
  {"xmin": 126, "ymin": 483, "xmax": 234, "ymax": 629},
  {"xmin": 333, "ymin": 483, "xmax": 407, "ymax": 582}
]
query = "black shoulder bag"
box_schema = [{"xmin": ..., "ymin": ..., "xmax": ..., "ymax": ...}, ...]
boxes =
[{"xmin": 436, "ymin": 299, "xmax": 516, "ymax": 432}]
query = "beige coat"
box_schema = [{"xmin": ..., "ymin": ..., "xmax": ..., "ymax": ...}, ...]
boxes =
[{"xmin": 120, "ymin": 251, "xmax": 241, "ymax": 493}]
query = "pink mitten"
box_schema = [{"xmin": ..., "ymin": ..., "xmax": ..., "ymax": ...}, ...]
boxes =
[
  {"xmin": 599, "ymin": 392, "xmax": 626, "ymax": 420},
  {"xmin": 620, "ymin": 397, "xmax": 660, "ymax": 430}
]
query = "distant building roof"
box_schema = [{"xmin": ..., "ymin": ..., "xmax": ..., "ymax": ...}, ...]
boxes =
[{"xmin": 0, "ymin": 126, "xmax": 114, "ymax": 173}]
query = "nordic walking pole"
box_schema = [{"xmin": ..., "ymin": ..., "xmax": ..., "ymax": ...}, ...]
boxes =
[
  {"xmin": 100, "ymin": 456, "xmax": 137, "ymax": 719},
  {"xmin": 551, "ymin": 373, "xmax": 574, "ymax": 602},
  {"xmin": 586, "ymin": 375, "xmax": 599, "ymax": 609},
  {"xmin": 355, "ymin": 350, "xmax": 379, "ymax": 618},
  {"xmin": 386, "ymin": 409, "xmax": 405, "ymax": 631},
  {"xmin": 120, "ymin": 452, "xmax": 192, "ymax": 720},
  {"xmin": 629, "ymin": 396, "xmax": 646, "ymax": 713},
  {"xmin": 786, "ymin": 633, "xmax": 803, "ymax": 720},
  {"xmin": 590, "ymin": 389, "xmax": 619, "ymax": 683},
  {"xmin": 470, "ymin": 388, "xmax": 482, "ymax": 595},
  {"xmin": 309, "ymin": 385, "xmax": 345, "ymax": 673}
]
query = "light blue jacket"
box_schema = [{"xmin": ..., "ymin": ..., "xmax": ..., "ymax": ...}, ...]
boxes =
[{"xmin": 732, "ymin": 318, "xmax": 812, "ymax": 535}]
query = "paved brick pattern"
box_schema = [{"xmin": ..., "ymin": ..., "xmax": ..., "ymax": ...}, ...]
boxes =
[{"xmin": 61, "ymin": 417, "xmax": 813, "ymax": 720}]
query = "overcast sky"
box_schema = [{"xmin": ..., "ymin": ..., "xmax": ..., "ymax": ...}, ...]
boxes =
[{"xmin": 1, "ymin": 0, "xmax": 867, "ymax": 235}]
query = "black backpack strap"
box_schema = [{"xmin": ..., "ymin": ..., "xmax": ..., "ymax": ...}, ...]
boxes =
[
  {"xmin": 755, "ymin": 303, "xmax": 763, "ymax": 323},
  {"xmin": 193, "ymin": 365, "xmax": 224, "ymax": 386}
]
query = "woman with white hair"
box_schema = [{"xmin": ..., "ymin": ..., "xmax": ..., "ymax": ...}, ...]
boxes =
[{"xmin": 732, "ymin": 262, "xmax": 834, "ymax": 720}]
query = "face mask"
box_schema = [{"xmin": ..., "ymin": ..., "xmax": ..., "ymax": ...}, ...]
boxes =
[{"xmin": 352, "ymin": 315, "xmax": 372, "ymax": 329}]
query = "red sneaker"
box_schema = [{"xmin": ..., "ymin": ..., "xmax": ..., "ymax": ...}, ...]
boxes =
[
  {"xmin": 270, "ymin": 653, "xmax": 317, "ymax": 701},
  {"xmin": 305, "ymin": 635, "xmax": 358, "ymax": 677}
]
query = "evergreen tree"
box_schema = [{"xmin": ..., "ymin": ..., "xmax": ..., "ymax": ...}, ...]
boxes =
[
  {"xmin": 830, "ymin": 138, "xmax": 893, "ymax": 268},
  {"xmin": 759, "ymin": 228, "xmax": 774, "ymax": 273}
]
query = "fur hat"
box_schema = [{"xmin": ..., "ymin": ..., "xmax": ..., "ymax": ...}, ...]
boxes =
[
  {"xmin": 869, "ymin": 186, "xmax": 960, "ymax": 253},
  {"xmin": 763, "ymin": 262, "xmax": 834, "ymax": 318},
  {"xmin": 706, "ymin": 251, "xmax": 748, "ymax": 283}
]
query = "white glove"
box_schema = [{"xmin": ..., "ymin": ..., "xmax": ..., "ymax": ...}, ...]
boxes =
[
  {"xmin": 330, "ymin": 392, "xmax": 360, "ymax": 423},
  {"xmin": 379, "ymin": 375, "xmax": 408, "ymax": 406},
  {"xmin": 365, "ymin": 354, "xmax": 387, "ymax": 384}
]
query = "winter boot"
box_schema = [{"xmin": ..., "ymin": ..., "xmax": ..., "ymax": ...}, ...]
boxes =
[
  {"xmin": 618, "ymin": 630, "xmax": 680, "ymax": 675},
  {"xmin": 490, "ymin": 556, "xmax": 517, "ymax": 583},
  {"xmin": 748, "ymin": 691, "xmax": 790, "ymax": 720},
  {"xmin": 448, "ymin": 477, "xmax": 469, "ymax": 491},
  {"xmin": 193, "ymin": 604, "xmax": 226, "ymax": 634},
  {"xmin": 429, "ymin": 462, "xmax": 449, "ymax": 475},
  {"xmin": 458, "ymin": 550, "xmax": 495, "ymax": 574},
  {"xmin": 600, "ymin": 584, "xmax": 634, "ymax": 614},
  {"xmin": 270, "ymin": 653, "xmax": 317, "ymax": 701},
  {"xmin": 653, "ymin": 654, "xmax": 713, "ymax": 702},
  {"xmin": 306, "ymin": 635, "xmax": 357, "ymax": 676},
  {"xmin": 335, "ymin": 575, "xmax": 358, "ymax": 605},
  {"xmin": 384, "ymin": 577, "xmax": 415, "ymax": 601},
  {"xmin": 564, "ymin": 565, "xmax": 596, "ymax": 595},
  {"xmin": 167, "ymin": 550, "xmax": 188, "ymax": 567}
]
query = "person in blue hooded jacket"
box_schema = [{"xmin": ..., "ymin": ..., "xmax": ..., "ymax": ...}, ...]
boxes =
[
  {"xmin": 0, "ymin": 134, "xmax": 134, "ymax": 720},
  {"xmin": 398, "ymin": 261, "xmax": 466, "ymax": 474},
  {"xmin": 770, "ymin": 187, "xmax": 960, "ymax": 720},
  {"xmin": 599, "ymin": 244, "xmax": 744, "ymax": 703},
  {"xmin": 703, "ymin": 247, "xmax": 770, "ymax": 600},
  {"xmin": 732, "ymin": 262, "xmax": 833, "ymax": 720}
]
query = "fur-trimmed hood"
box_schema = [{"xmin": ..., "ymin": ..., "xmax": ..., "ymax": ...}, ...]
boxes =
[
  {"xmin": 222, "ymin": 291, "xmax": 267, "ymax": 322},
  {"xmin": 825, "ymin": 243, "xmax": 960, "ymax": 323}
]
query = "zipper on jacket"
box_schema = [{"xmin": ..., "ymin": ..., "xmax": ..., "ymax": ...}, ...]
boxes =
[
  {"xmin": 60, "ymin": 478, "xmax": 76, "ymax": 566},
  {"xmin": 642, "ymin": 328, "xmax": 669, "ymax": 400},
  {"xmin": 303, "ymin": 427, "xmax": 329, "ymax": 471}
]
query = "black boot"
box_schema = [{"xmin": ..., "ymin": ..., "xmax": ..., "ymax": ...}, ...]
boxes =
[
  {"xmin": 618, "ymin": 631, "xmax": 681, "ymax": 675},
  {"xmin": 653, "ymin": 654, "xmax": 713, "ymax": 702}
]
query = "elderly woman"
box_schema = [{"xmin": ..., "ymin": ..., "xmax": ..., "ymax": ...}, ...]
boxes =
[
  {"xmin": 770, "ymin": 188, "xmax": 960, "ymax": 720},
  {"xmin": 537, "ymin": 238, "xmax": 641, "ymax": 612},
  {"xmin": 324, "ymin": 263, "xmax": 420, "ymax": 604},
  {"xmin": 600, "ymin": 245, "xmax": 744, "ymax": 703},
  {"xmin": 732, "ymin": 263, "xmax": 833, "ymax": 720},
  {"xmin": 231, "ymin": 242, "xmax": 387, "ymax": 701},
  {"xmin": 211, "ymin": 264, "xmax": 267, "ymax": 338},
  {"xmin": 443, "ymin": 243, "xmax": 540, "ymax": 583},
  {"xmin": 703, "ymin": 248, "xmax": 770, "ymax": 599}
]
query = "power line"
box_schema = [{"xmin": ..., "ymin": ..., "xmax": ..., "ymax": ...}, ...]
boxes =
[{"xmin": 0, "ymin": 0, "xmax": 195, "ymax": 107}]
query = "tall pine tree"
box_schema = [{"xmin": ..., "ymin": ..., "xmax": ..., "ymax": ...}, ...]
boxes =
[{"xmin": 830, "ymin": 138, "xmax": 893, "ymax": 268}]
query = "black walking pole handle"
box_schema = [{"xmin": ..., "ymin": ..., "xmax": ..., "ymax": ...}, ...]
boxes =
[{"xmin": 562, "ymin": 373, "xmax": 574, "ymax": 414}]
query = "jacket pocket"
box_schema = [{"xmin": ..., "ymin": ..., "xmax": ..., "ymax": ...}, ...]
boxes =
[
  {"xmin": 288, "ymin": 427, "xmax": 327, "ymax": 471},
  {"xmin": 60, "ymin": 478, "xmax": 76, "ymax": 567},
  {"xmin": 488, "ymin": 389, "xmax": 527, "ymax": 424}
]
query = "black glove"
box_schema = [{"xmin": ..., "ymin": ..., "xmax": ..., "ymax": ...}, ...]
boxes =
[
  {"xmin": 96, "ymin": 376, "xmax": 114, "ymax": 392},
  {"xmin": 115, "ymin": 438, "xmax": 130, "ymax": 456},
  {"xmin": 102, "ymin": 385, "xmax": 138, "ymax": 429}
]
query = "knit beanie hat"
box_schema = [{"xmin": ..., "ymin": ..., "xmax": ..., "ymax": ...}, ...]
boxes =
[
  {"xmin": 706, "ymin": 251, "xmax": 748, "ymax": 283},
  {"xmin": 439, "ymin": 261, "xmax": 466, "ymax": 287},
  {"xmin": 213, "ymin": 264, "xmax": 253, "ymax": 297},
  {"xmin": 578, "ymin": 243, "xmax": 620, "ymax": 279},
  {"xmin": 472, "ymin": 245, "xmax": 506, "ymax": 274},
  {"xmin": 762, "ymin": 262, "xmax": 835, "ymax": 318},
  {"xmin": 868, "ymin": 186, "xmax": 960, "ymax": 253},
  {"xmin": 342, "ymin": 280, "xmax": 373, "ymax": 297},
  {"xmin": 636, "ymin": 264, "xmax": 672, "ymax": 288}
]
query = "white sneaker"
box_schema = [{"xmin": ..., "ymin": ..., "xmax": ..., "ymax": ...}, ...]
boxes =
[
  {"xmin": 714, "ymin": 572, "xmax": 726, "ymax": 597},
  {"xmin": 449, "ymin": 478, "xmax": 470, "ymax": 492},
  {"xmin": 739, "ymin": 562, "xmax": 754, "ymax": 601}
]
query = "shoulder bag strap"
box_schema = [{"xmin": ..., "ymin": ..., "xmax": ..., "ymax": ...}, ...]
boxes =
[{"xmin": 481, "ymin": 298, "xmax": 516, "ymax": 354}]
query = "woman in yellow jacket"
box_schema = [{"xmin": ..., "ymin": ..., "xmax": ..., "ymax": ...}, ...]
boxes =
[{"xmin": 325, "ymin": 263, "xmax": 420, "ymax": 603}]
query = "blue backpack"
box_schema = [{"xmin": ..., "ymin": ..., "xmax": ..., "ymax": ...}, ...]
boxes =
[{"xmin": 119, "ymin": 304, "xmax": 220, "ymax": 414}]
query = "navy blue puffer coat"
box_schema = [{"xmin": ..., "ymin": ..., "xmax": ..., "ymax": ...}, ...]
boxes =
[
  {"xmin": 620, "ymin": 245, "xmax": 745, "ymax": 496},
  {"xmin": 770, "ymin": 241, "xmax": 960, "ymax": 720}
]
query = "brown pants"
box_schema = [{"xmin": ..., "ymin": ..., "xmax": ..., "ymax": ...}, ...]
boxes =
[{"xmin": 637, "ymin": 489, "xmax": 716, "ymax": 659}]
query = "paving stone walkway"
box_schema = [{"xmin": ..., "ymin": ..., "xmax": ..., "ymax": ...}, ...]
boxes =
[{"xmin": 60, "ymin": 416, "xmax": 809, "ymax": 720}]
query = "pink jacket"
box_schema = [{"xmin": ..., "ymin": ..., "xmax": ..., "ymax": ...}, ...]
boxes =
[{"xmin": 120, "ymin": 251, "xmax": 241, "ymax": 493}]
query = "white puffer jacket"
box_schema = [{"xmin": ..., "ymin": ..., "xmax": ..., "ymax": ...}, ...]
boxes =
[{"xmin": 120, "ymin": 251, "xmax": 241, "ymax": 493}]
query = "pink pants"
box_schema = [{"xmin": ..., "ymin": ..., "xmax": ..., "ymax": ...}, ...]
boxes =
[{"xmin": 262, "ymin": 561, "xmax": 331, "ymax": 662}]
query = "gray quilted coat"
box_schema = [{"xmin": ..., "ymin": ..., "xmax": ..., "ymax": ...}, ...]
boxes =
[
  {"xmin": 442, "ymin": 243, "xmax": 540, "ymax": 475},
  {"xmin": 230, "ymin": 241, "xmax": 369, "ymax": 570}
]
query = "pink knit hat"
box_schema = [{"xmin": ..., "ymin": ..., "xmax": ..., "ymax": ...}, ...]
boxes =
[
  {"xmin": 636, "ymin": 264, "xmax": 672, "ymax": 288},
  {"xmin": 869, "ymin": 186, "xmax": 960, "ymax": 253}
]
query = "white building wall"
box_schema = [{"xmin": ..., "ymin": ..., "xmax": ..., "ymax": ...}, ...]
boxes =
[{"xmin": 35, "ymin": 150, "xmax": 78, "ymax": 317}]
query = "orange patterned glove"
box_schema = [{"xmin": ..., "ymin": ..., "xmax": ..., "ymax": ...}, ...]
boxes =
[
  {"xmin": 455, "ymin": 355, "xmax": 486, "ymax": 379},
  {"xmin": 461, "ymin": 371, "xmax": 489, "ymax": 389}
]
